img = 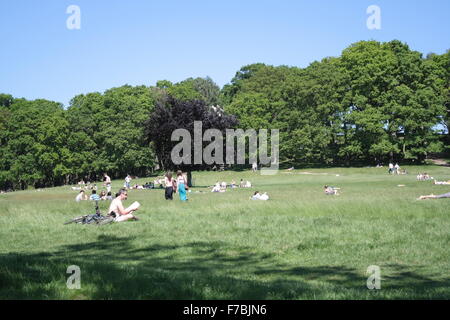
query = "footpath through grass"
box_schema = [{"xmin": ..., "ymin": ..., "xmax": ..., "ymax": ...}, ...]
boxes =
[{"xmin": 0, "ymin": 166, "xmax": 449, "ymax": 299}]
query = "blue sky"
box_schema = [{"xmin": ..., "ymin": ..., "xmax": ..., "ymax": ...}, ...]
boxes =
[{"xmin": 0, "ymin": 0, "xmax": 449, "ymax": 106}]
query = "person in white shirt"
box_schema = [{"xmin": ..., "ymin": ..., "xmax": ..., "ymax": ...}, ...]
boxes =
[
  {"xmin": 124, "ymin": 175, "xmax": 132, "ymax": 189},
  {"xmin": 108, "ymin": 188, "xmax": 139, "ymax": 222},
  {"xmin": 251, "ymin": 191, "xmax": 269, "ymax": 200},
  {"xmin": 75, "ymin": 190, "xmax": 87, "ymax": 202},
  {"xmin": 103, "ymin": 173, "xmax": 112, "ymax": 193},
  {"xmin": 388, "ymin": 163, "xmax": 394, "ymax": 174}
]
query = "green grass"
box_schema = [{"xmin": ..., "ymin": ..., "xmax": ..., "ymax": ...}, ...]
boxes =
[{"xmin": 1, "ymin": 165, "xmax": 450, "ymax": 299}]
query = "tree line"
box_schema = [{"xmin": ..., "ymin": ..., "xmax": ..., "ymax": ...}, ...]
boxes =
[{"xmin": 0, "ymin": 40, "xmax": 449, "ymax": 190}]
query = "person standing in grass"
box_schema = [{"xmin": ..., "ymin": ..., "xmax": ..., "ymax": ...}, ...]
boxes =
[
  {"xmin": 176, "ymin": 170, "xmax": 188, "ymax": 201},
  {"xmin": 388, "ymin": 162, "xmax": 394, "ymax": 174},
  {"xmin": 164, "ymin": 172, "xmax": 175, "ymax": 200},
  {"xmin": 103, "ymin": 173, "xmax": 112, "ymax": 193},
  {"xmin": 124, "ymin": 174, "xmax": 132, "ymax": 189}
]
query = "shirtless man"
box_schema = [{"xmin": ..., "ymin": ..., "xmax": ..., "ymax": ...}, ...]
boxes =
[
  {"xmin": 103, "ymin": 173, "xmax": 112, "ymax": 193},
  {"xmin": 108, "ymin": 188, "xmax": 139, "ymax": 222}
]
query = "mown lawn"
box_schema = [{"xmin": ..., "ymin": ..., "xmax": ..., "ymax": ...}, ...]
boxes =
[{"xmin": 0, "ymin": 166, "xmax": 449, "ymax": 299}]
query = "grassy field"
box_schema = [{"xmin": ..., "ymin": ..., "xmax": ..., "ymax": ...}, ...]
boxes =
[{"xmin": 1, "ymin": 165, "xmax": 449, "ymax": 300}]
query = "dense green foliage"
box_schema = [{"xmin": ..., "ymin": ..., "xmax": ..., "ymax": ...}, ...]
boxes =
[
  {"xmin": 0, "ymin": 40, "xmax": 448, "ymax": 190},
  {"xmin": 224, "ymin": 41, "xmax": 448, "ymax": 166}
]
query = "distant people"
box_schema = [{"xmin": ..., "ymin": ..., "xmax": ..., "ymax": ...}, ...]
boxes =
[
  {"xmin": 388, "ymin": 163, "xmax": 394, "ymax": 174},
  {"xmin": 176, "ymin": 170, "xmax": 188, "ymax": 201},
  {"xmin": 124, "ymin": 175, "xmax": 132, "ymax": 189},
  {"xmin": 417, "ymin": 173, "xmax": 431, "ymax": 181},
  {"xmin": 108, "ymin": 188, "xmax": 139, "ymax": 222},
  {"xmin": 103, "ymin": 173, "xmax": 112, "ymax": 193},
  {"xmin": 220, "ymin": 181, "xmax": 227, "ymax": 190},
  {"xmin": 252, "ymin": 162, "xmax": 258, "ymax": 172},
  {"xmin": 239, "ymin": 179, "xmax": 251, "ymax": 188},
  {"xmin": 287, "ymin": 167, "xmax": 294, "ymax": 171},
  {"xmin": 433, "ymin": 180, "xmax": 450, "ymax": 185},
  {"xmin": 324, "ymin": 185, "xmax": 340, "ymax": 195},
  {"xmin": 99, "ymin": 190, "xmax": 107, "ymax": 201},
  {"xmin": 211, "ymin": 183, "xmax": 222, "ymax": 193},
  {"xmin": 230, "ymin": 180, "xmax": 237, "ymax": 188},
  {"xmin": 394, "ymin": 163, "xmax": 400, "ymax": 175},
  {"xmin": 92, "ymin": 184, "xmax": 98, "ymax": 191},
  {"xmin": 106, "ymin": 191, "xmax": 113, "ymax": 201},
  {"xmin": 75, "ymin": 190, "xmax": 87, "ymax": 202},
  {"xmin": 418, "ymin": 192, "xmax": 450, "ymax": 200},
  {"xmin": 164, "ymin": 172, "xmax": 175, "ymax": 200},
  {"xmin": 90, "ymin": 190, "xmax": 100, "ymax": 201},
  {"xmin": 251, "ymin": 191, "xmax": 269, "ymax": 201}
]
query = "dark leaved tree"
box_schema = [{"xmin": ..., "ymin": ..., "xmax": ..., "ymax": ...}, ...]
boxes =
[{"xmin": 143, "ymin": 96, "xmax": 238, "ymax": 186}]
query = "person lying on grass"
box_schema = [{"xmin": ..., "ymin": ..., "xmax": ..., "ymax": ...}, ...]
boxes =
[
  {"xmin": 324, "ymin": 185, "xmax": 340, "ymax": 195},
  {"xmin": 251, "ymin": 191, "xmax": 269, "ymax": 200},
  {"xmin": 433, "ymin": 180, "xmax": 450, "ymax": 185},
  {"xmin": 418, "ymin": 191, "xmax": 450, "ymax": 200},
  {"xmin": 108, "ymin": 188, "xmax": 140, "ymax": 222}
]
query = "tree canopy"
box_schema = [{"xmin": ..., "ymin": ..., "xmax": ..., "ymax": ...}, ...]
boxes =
[{"xmin": 1, "ymin": 40, "xmax": 448, "ymax": 190}]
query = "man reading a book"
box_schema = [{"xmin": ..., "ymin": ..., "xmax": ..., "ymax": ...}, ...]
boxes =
[{"xmin": 108, "ymin": 188, "xmax": 140, "ymax": 222}]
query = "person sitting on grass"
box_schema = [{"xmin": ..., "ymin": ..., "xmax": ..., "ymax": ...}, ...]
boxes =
[
  {"xmin": 90, "ymin": 190, "xmax": 101, "ymax": 201},
  {"xmin": 108, "ymin": 188, "xmax": 140, "ymax": 222},
  {"xmin": 212, "ymin": 182, "xmax": 224, "ymax": 193},
  {"xmin": 75, "ymin": 190, "xmax": 88, "ymax": 202},
  {"xmin": 324, "ymin": 185, "xmax": 340, "ymax": 195},
  {"xmin": 418, "ymin": 191, "xmax": 450, "ymax": 200},
  {"xmin": 106, "ymin": 191, "xmax": 113, "ymax": 201},
  {"xmin": 240, "ymin": 180, "xmax": 252, "ymax": 188},
  {"xmin": 99, "ymin": 190, "xmax": 107, "ymax": 201}
]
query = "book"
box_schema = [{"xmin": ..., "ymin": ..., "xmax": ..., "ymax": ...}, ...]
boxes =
[{"xmin": 127, "ymin": 201, "xmax": 140, "ymax": 211}]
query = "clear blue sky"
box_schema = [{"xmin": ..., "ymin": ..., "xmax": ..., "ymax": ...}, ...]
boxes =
[{"xmin": 1, "ymin": 0, "xmax": 449, "ymax": 106}]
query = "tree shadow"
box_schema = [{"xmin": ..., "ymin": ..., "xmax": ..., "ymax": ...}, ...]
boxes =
[{"xmin": 1, "ymin": 235, "xmax": 449, "ymax": 299}]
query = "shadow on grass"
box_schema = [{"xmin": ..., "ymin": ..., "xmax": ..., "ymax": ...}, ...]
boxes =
[{"xmin": 0, "ymin": 235, "xmax": 449, "ymax": 299}]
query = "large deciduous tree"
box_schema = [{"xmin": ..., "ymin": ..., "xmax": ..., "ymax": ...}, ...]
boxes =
[{"xmin": 143, "ymin": 96, "xmax": 238, "ymax": 186}]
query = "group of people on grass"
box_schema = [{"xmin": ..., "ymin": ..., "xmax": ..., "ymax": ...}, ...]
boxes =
[
  {"xmin": 388, "ymin": 163, "xmax": 407, "ymax": 175},
  {"xmin": 71, "ymin": 162, "xmax": 450, "ymax": 225},
  {"xmin": 210, "ymin": 179, "xmax": 252, "ymax": 193},
  {"xmin": 75, "ymin": 189, "xmax": 114, "ymax": 202},
  {"xmin": 162, "ymin": 171, "xmax": 189, "ymax": 201}
]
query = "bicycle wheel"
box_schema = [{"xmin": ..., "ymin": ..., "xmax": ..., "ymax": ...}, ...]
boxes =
[{"xmin": 64, "ymin": 216, "xmax": 86, "ymax": 225}]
